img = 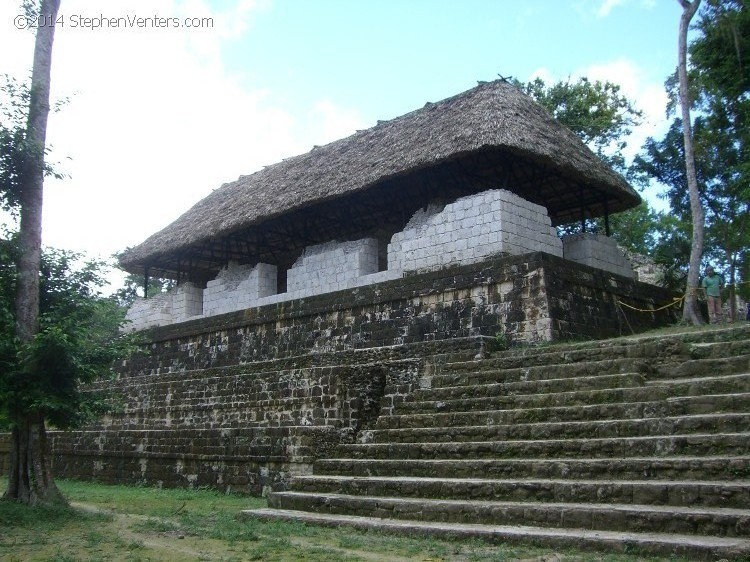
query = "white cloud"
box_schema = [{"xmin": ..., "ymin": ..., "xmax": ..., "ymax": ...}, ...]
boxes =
[
  {"xmin": 528, "ymin": 67, "xmax": 556, "ymax": 84},
  {"xmin": 574, "ymin": 0, "xmax": 629, "ymax": 19},
  {"xmin": 580, "ymin": 58, "xmax": 669, "ymax": 157},
  {"xmin": 307, "ymin": 100, "xmax": 367, "ymax": 145},
  {"xmin": 0, "ymin": 0, "xmax": 366, "ymax": 275},
  {"xmin": 579, "ymin": 59, "xmax": 671, "ymax": 210},
  {"xmin": 525, "ymin": 59, "xmax": 671, "ymax": 210},
  {"xmin": 596, "ymin": 0, "xmax": 628, "ymax": 18}
]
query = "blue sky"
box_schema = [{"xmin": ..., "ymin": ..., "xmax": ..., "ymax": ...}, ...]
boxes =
[
  {"xmin": 0, "ymin": 0, "xmax": 685, "ymax": 277},
  {"xmin": 227, "ymin": 0, "xmax": 678, "ymax": 122}
]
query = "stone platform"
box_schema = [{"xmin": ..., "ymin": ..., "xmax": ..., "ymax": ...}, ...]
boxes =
[{"xmin": 1, "ymin": 252, "xmax": 677, "ymax": 494}]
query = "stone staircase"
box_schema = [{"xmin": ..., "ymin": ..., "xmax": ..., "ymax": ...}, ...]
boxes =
[{"xmin": 245, "ymin": 324, "xmax": 750, "ymax": 560}]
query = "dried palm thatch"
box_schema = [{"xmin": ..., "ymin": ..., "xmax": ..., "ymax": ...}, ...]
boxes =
[{"xmin": 120, "ymin": 80, "xmax": 639, "ymax": 280}]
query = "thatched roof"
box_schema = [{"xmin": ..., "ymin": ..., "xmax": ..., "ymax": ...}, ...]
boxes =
[{"xmin": 120, "ymin": 79, "xmax": 640, "ymax": 280}]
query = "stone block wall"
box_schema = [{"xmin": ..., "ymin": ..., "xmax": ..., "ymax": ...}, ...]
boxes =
[
  {"xmin": 203, "ymin": 262, "xmax": 277, "ymax": 317},
  {"xmin": 39, "ymin": 359, "xmax": 413, "ymax": 494},
  {"xmin": 562, "ymin": 233, "xmax": 635, "ymax": 279},
  {"xmin": 124, "ymin": 292, "xmax": 173, "ymax": 331},
  {"xmin": 120, "ymin": 253, "xmax": 677, "ymax": 377},
  {"xmin": 122, "ymin": 194, "xmax": 670, "ymax": 335},
  {"xmin": 0, "ymin": 253, "xmax": 679, "ymax": 494},
  {"xmin": 124, "ymin": 189, "xmax": 569, "ymax": 332},
  {"xmin": 286, "ymin": 239, "xmax": 379, "ymax": 298},
  {"xmin": 125, "ymin": 283, "xmax": 203, "ymax": 332},
  {"xmin": 388, "ymin": 189, "xmax": 562, "ymax": 272},
  {"xmin": 171, "ymin": 283, "xmax": 203, "ymax": 321}
]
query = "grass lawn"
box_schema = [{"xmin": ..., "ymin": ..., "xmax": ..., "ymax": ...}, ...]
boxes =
[{"xmin": 0, "ymin": 478, "xmax": 694, "ymax": 562}]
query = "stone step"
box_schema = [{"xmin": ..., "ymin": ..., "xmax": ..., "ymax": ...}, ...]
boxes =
[
  {"xmin": 244, "ymin": 507, "xmax": 750, "ymax": 561},
  {"xmin": 288, "ymin": 474, "xmax": 750, "ymax": 508},
  {"xmin": 365, "ymin": 413, "xmax": 750, "ymax": 444},
  {"xmin": 415, "ymin": 373, "xmax": 646, "ymax": 401},
  {"xmin": 428, "ymin": 357, "xmax": 648, "ymax": 388},
  {"xmin": 89, "ymin": 387, "xmax": 346, "ymax": 429},
  {"xmin": 397, "ymin": 375, "xmax": 750, "ymax": 415},
  {"xmin": 340, "ymin": 432, "xmax": 750, "ymax": 460},
  {"xmin": 428, "ymin": 353, "xmax": 750, "ymax": 389},
  {"xmin": 664, "ymin": 356, "xmax": 750, "ymax": 380},
  {"xmin": 468, "ymin": 326, "xmax": 750, "ymax": 370},
  {"xmin": 407, "ymin": 373, "xmax": 750, "ymax": 418},
  {"xmin": 396, "ymin": 385, "xmax": 669, "ymax": 415},
  {"xmin": 51, "ymin": 425, "xmax": 337, "ymax": 463},
  {"xmin": 104, "ymin": 382, "xmax": 342, "ymax": 404},
  {"xmin": 266, "ymin": 491, "xmax": 750, "ymax": 538},
  {"xmin": 456, "ymin": 336, "xmax": 680, "ymax": 371},
  {"xmin": 376, "ymin": 392, "xmax": 750, "ymax": 429},
  {"xmin": 418, "ymin": 373, "xmax": 750, "ymax": 409},
  {"xmin": 686, "ymin": 340, "xmax": 750, "ymax": 360},
  {"xmin": 646, "ymin": 373, "xmax": 750, "ymax": 396},
  {"xmin": 313, "ymin": 455, "xmax": 750, "ymax": 481}
]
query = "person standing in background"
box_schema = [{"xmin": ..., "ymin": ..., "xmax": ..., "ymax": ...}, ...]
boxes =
[{"xmin": 701, "ymin": 266, "xmax": 725, "ymax": 324}]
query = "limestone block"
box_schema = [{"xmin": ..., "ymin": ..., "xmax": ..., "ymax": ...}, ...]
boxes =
[
  {"xmin": 203, "ymin": 262, "xmax": 279, "ymax": 317},
  {"xmin": 562, "ymin": 233, "xmax": 636, "ymax": 279},
  {"xmin": 124, "ymin": 292, "xmax": 173, "ymax": 332},
  {"xmin": 171, "ymin": 282, "xmax": 203, "ymax": 323},
  {"xmin": 287, "ymin": 239, "xmax": 379, "ymax": 297},
  {"xmin": 391, "ymin": 189, "xmax": 564, "ymax": 273}
]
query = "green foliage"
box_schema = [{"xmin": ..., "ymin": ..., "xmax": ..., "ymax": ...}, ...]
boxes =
[
  {"xmin": 492, "ymin": 332, "xmax": 508, "ymax": 352},
  {"xmin": 0, "ymin": 478, "xmax": 693, "ymax": 562},
  {"xmin": 0, "ymin": 76, "xmax": 33, "ymax": 214},
  {"xmin": 691, "ymin": 0, "xmax": 750, "ymax": 102},
  {"xmin": 518, "ymin": 76, "xmax": 643, "ymax": 173},
  {"xmin": 0, "ymin": 231, "xmax": 137, "ymax": 430},
  {"xmin": 111, "ymin": 268, "xmax": 176, "ymax": 308},
  {"xmin": 0, "ymin": 76, "xmax": 66, "ymax": 216},
  {"xmin": 634, "ymin": 0, "xmax": 749, "ymax": 298},
  {"xmin": 606, "ymin": 202, "xmax": 663, "ymax": 256},
  {"xmin": 518, "ymin": 77, "xmax": 667, "ymax": 256}
]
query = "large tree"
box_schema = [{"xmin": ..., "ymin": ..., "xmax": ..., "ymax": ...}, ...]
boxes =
[
  {"xmin": 519, "ymin": 77, "xmax": 642, "ymax": 175},
  {"xmin": 0, "ymin": 233, "xmax": 130, "ymax": 434},
  {"xmin": 3, "ymin": 0, "xmax": 64, "ymax": 505},
  {"xmin": 690, "ymin": 0, "xmax": 749, "ymax": 318},
  {"xmin": 677, "ymin": 0, "xmax": 704, "ymax": 324},
  {"xmin": 519, "ymin": 77, "xmax": 672, "ymax": 257},
  {"xmin": 637, "ymin": 0, "xmax": 749, "ymax": 319}
]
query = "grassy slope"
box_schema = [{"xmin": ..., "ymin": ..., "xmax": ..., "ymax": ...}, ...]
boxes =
[
  {"xmin": 0, "ymin": 478, "xmax": 689, "ymax": 562},
  {"xmin": 4, "ymin": 323, "xmax": 746, "ymax": 560}
]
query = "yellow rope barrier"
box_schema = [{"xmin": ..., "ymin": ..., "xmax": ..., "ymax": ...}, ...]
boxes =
[
  {"xmin": 614, "ymin": 278, "xmax": 748, "ymax": 315},
  {"xmin": 615, "ymin": 296, "xmax": 684, "ymax": 313}
]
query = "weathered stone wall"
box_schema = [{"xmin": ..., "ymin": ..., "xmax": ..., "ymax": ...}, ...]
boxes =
[
  {"xmin": 45, "ymin": 358, "xmax": 424, "ymax": 494},
  {"xmin": 120, "ymin": 253, "xmax": 554, "ymax": 377},
  {"xmin": 203, "ymin": 262, "xmax": 277, "ymax": 317},
  {"xmin": 544, "ymin": 255, "xmax": 676, "ymax": 339},
  {"xmin": 124, "ymin": 189, "xmax": 566, "ymax": 332},
  {"xmin": 124, "ymin": 291, "xmax": 173, "ymax": 330},
  {"xmin": 562, "ymin": 233, "xmax": 635, "ymax": 279},
  {"xmin": 388, "ymin": 189, "xmax": 562, "ymax": 272},
  {"xmin": 0, "ymin": 252, "xmax": 679, "ymax": 494},
  {"xmin": 125, "ymin": 282, "xmax": 204, "ymax": 331},
  {"xmin": 287, "ymin": 239, "xmax": 379, "ymax": 298},
  {"xmin": 122, "ymin": 253, "xmax": 675, "ymax": 376}
]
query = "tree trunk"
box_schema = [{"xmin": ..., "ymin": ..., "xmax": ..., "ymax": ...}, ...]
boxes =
[
  {"xmin": 728, "ymin": 255, "xmax": 737, "ymax": 322},
  {"xmin": 4, "ymin": 413, "xmax": 65, "ymax": 506},
  {"xmin": 4, "ymin": 0, "xmax": 63, "ymax": 506},
  {"xmin": 677, "ymin": 0, "xmax": 704, "ymax": 325}
]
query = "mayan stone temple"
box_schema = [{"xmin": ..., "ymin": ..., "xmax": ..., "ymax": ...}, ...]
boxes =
[{"xmin": 7, "ymin": 80, "xmax": 750, "ymax": 558}]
